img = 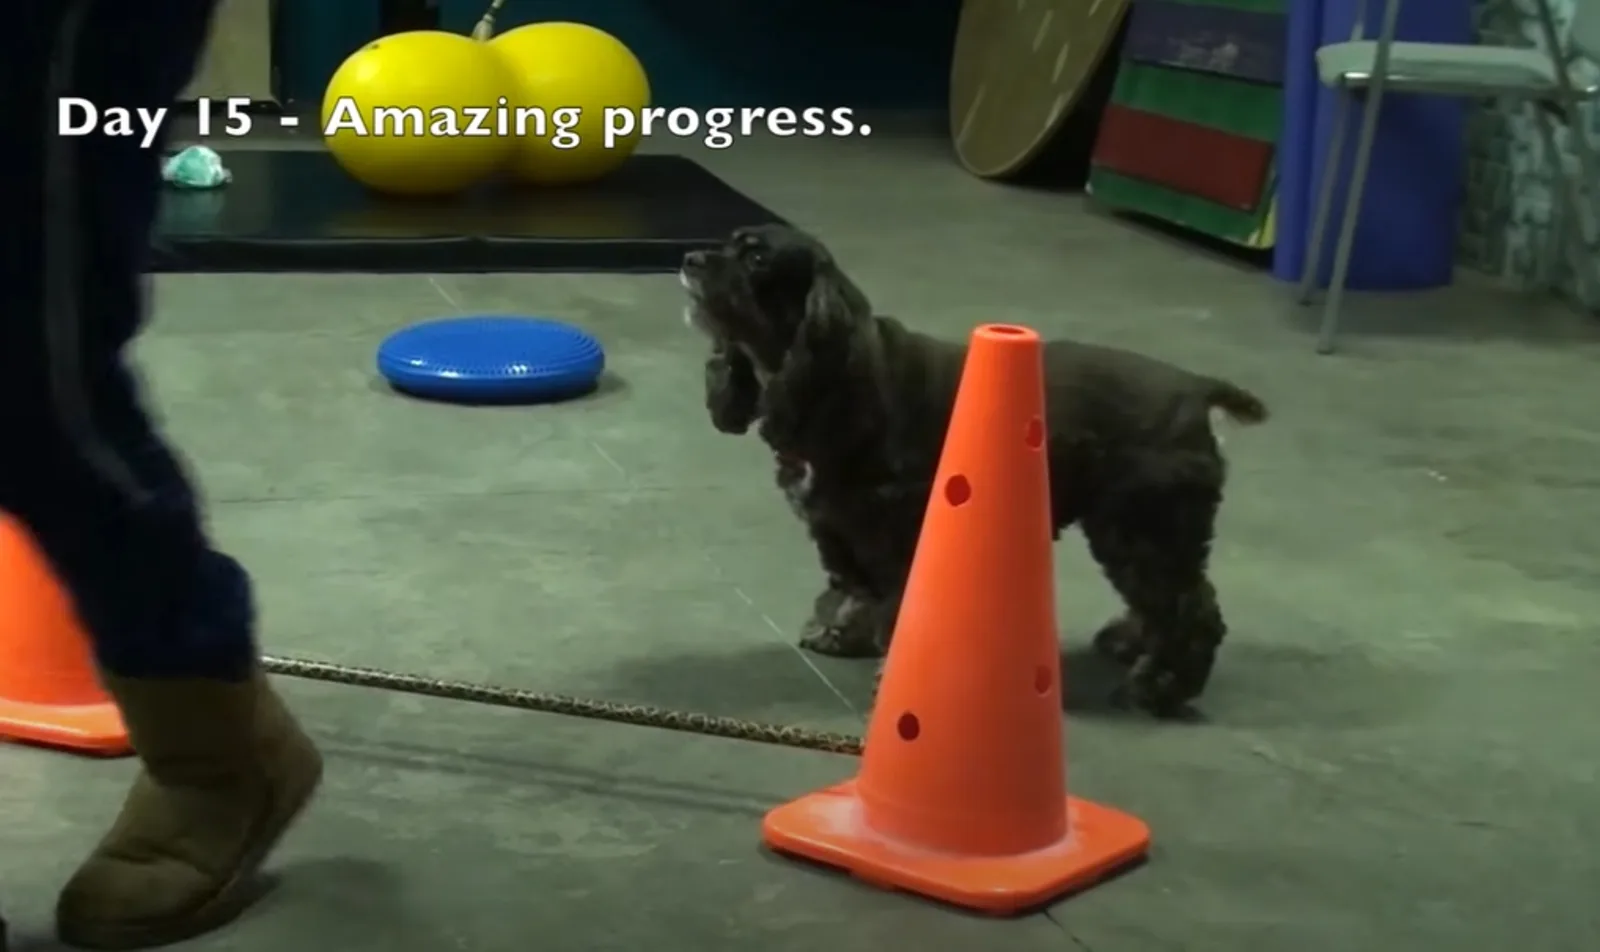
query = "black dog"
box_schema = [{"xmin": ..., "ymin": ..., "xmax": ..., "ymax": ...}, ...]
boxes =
[{"xmin": 680, "ymin": 224, "xmax": 1268, "ymax": 717}]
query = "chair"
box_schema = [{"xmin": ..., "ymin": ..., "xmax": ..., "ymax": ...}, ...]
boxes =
[{"xmin": 1297, "ymin": 0, "xmax": 1600, "ymax": 353}]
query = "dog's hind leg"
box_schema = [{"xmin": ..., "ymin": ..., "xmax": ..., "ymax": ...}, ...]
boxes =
[
  {"xmin": 1081, "ymin": 486, "xmax": 1227, "ymax": 718},
  {"xmin": 1091, "ymin": 614, "xmax": 1147, "ymax": 666},
  {"xmin": 1126, "ymin": 577, "xmax": 1225, "ymax": 718}
]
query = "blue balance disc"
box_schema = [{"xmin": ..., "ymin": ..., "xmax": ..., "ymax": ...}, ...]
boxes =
[{"xmin": 376, "ymin": 316, "xmax": 605, "ymax": 404}]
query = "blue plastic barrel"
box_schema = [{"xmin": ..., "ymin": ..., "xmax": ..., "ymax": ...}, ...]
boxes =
[{"xmin": 1276, "ymin": 0, "xmax": 1474, "ymax": 290}]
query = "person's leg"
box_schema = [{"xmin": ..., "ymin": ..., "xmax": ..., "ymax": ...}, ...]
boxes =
[{"xmin": 0, "ymin": 2, "xmax": 321, "ymax": 948}]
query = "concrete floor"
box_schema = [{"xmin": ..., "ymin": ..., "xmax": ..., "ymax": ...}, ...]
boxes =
[{"xmin": 3, "ymin": 125, "xmax": 1600, "ymax": 952}]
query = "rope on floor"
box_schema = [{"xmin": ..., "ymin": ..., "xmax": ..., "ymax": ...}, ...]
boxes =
[{"xmin": 263, "ymin": 655, "xmax": 866, "ymax": 756}]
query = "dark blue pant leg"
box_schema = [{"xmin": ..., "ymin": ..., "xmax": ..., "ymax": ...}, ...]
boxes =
[{"xmin": 0, "ymin": 0, "xmax": 255, "ymax": 681}]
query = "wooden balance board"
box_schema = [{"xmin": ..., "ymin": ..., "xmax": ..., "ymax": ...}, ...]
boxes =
[{"xmin": 950, "ymin": 0, "xmax": 1133, "ymax": 180}]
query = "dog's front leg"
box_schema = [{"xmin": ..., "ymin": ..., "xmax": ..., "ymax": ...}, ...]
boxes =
[
  {"xmin": 803, "ymin": 586, "xmax": 901, "ymax": 661},
  {"xmin": 704, "ymin": 345, "xmax": 760, "ymax": 434},
  {"xmin": 798, "ymin": 583, "xmax": 858, "ymax": 653},
  {"xmin": 798, "ymin": 527, "xmax": 884, "ymax": 658}
]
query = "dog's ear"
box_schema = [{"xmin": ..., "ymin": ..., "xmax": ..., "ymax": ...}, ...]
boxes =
[
  {"xmin": 808, "ymin": 264, "xmax": 887, "ymax": 402},
  {"xmin": 781, "ymin": 264, "xmax": 874, "ymax": 374},
  {"xmin": 704, "ymin": 344, "xmax": 760, "ymax": 435},
  {"xmin": 801, "ymin": 264, "xmax": 871, "ymax": 337},
  {"xmin": 759, "ymin": 265, "xmax": 889, "ymax": 456}
]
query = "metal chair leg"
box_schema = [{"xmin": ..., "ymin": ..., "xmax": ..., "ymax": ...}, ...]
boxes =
[
  {"xmin": 1314, "ymin": 0, "xmax": 1404, "ymax": 354},
  {"xmin": 1298, "ymin": 92, "xmax": 1353, "ymax": 305},
  {"xmin": 1316, "ymin": 82, "xmax": 1389, "ymax": 354}
]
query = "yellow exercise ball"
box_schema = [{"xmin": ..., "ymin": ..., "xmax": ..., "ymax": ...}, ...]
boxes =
[
  {"xmin": 321, "ymin": 31, "xmax": 515, "ymax": 196},
  {"xmin": 489, "ymin": 22, "xmax": 651, "ymax": 186}
]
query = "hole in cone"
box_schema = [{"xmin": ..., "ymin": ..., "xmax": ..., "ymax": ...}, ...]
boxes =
[
  {"xmin": 1024, "ymin": 417, "xmax": 1044, "ymax": 449},
  {"xmin": 896, "ymin": 712, "xmax": 920, "ymax": 740},
  {"xmin": 986, "ymin": 324, "xmax": 1028, "ymax": 335},
  {"xmin": 943, "ymin": 474, "xmax": 971, "ymax": 507}
]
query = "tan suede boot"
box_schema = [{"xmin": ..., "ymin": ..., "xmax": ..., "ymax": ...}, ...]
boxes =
[{"xmin": 55, "ymin": 671, "xmax": 322, "ymax": 950}]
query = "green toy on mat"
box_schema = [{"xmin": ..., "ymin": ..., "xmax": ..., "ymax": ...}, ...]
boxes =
[{"xmin": 162, "ymin": 145, "xmax": 231, "ymax": 188}]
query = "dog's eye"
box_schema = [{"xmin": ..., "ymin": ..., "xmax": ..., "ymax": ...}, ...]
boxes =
[{"xmin": 738, "ymin": 241, "xmax": 768, "ymax": 268}]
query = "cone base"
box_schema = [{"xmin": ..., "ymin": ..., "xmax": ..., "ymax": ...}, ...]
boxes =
[
  {"xmin": 0, "ymin": 698, "xmax": 131, "ymax": 757},
  {"xmin": 762, "ymin": 779, "xmax": 1150, "ymax": 915}
]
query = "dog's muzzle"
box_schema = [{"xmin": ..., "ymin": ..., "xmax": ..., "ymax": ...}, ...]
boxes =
[
  {"xmin": 680, "ymin": 252, "xmax": 708, "ymax": 329},
  {"xmin": 680, "ymin": 251, "xmax": 712, "ymax": 289}
]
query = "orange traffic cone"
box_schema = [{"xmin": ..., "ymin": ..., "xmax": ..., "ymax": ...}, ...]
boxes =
[
  {"xmin": 0, "ymin": 512, "xmax": 130, "ymax": 756},
  {"xmin": 762, "ymin": 324, "xmax": 1150, "ymax": 914}
]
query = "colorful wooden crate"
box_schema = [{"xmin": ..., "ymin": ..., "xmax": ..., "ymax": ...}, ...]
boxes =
[{"xmin": 1088, "ymin": 0, "xmax": 1287, "ymax": 249}]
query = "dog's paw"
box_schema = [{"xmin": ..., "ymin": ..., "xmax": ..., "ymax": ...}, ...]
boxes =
[
  {"xmin": 799, "ymin": 624, "xmax": 881, "ymax": 658},
  {"xmin": 799, "ymin": 588, "xmax": 886, "ymax": 658},
  {"xmin": 1111, "ymin": 659, "xmax": 1205, "ymax": 722},
  {"xmin": 1092, "ymin": 615, "xmax": 1146, "ymax": 666},
  {"xmin": 798, "ymin": 587, "xmax": 846, "ymax": 648},
  {"xmin": 1109, "ymin": 687, "xmax": 1202, "ymax": 722},
  {"xmin": 798, "ymin": 615, "xmax": 835, "ymax": 651}
]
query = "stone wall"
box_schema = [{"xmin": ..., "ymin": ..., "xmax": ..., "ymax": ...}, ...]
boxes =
[{"xmin": 1460, "ymin": 0, "xmax": 1598, "ymax": 308}]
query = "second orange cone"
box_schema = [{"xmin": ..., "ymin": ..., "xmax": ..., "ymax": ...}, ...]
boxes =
[
  {"xmin": 762, "ymin": 323, "xmax": 1150, "ymax": 914},
  {"xmin": 0, "ymin": 512, "xmax": 130, "ymax": 756}
]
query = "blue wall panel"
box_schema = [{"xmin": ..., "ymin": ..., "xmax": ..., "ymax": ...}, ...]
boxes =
[
  {"xmin": 439, "ymin": 0, "xmax": 961, "ymax": 109},
  {"xmin": 276, "ymin": 0, "xmax": 381, "ymax": 105},
  {"xmin": 276, "ymin": 0, "xmax": 961, "ymax": 110}
]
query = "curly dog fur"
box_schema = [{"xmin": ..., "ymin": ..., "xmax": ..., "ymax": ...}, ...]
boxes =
[{"xmin": 680, "ymin": 224, "xmax": 1268, "ymax": 717}]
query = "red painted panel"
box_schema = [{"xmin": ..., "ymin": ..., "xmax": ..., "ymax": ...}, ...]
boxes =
[{"xmin": 1091, "ymin": 105, "xmax": 1273, "ymax": 211}]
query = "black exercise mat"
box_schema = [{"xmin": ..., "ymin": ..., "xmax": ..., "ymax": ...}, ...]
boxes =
[{"xmin": 150, "ymin": 150, "xmax": 787, "ymax": 274}]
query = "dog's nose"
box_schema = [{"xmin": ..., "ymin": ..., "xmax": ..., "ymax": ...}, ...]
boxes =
[{"xmin": 683, "ymin": 250, "xmax": 708, "ymax": 268}]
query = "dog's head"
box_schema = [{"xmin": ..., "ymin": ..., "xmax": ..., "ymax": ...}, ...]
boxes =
[{"xmin": 679, "ymin": 224, "xmax": 872, "ymax": 374}]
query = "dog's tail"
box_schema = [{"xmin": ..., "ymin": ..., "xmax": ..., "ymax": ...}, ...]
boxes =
[{"xmin": 1204, "ymin": 379, "xmax": 1269, "ymax": 425}]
